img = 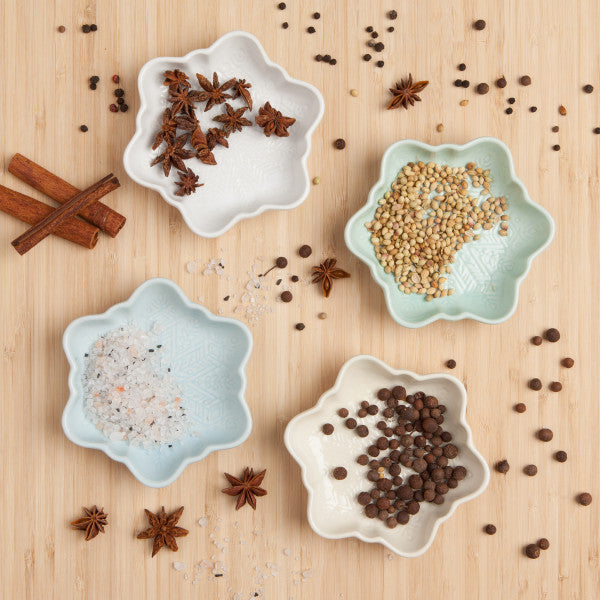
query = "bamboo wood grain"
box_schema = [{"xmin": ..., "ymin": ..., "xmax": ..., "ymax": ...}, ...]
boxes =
[{"xmin": 0, "ymin": 1, "xmax": 597, "ymax": 599}]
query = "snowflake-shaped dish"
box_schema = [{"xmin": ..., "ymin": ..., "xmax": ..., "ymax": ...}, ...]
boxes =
[
  {"xmin": 123, "ymin": 31, "xmax": 324, "ymax": 238},
  {"xmin": 62, "ymin": 278, "xmax": 253, "ymax": 487},
  {"xmin": 344, "ymin": 137, "xmax": 555, "ymax": 327},
  {"xmin": 284, "ymin": 355, "xmax": 489, "ymax": 557}
]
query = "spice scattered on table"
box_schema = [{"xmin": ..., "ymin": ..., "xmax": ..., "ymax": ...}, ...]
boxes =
[
  {"xmin": 295, "ymin": 322, "xmax": 305, "ymax": 331},
  {"xmin": 322, "ymin": 423, "xmax": 334, "ymax": 435},
  {"xmin": 137, "ymin": 506, "xmax": 189, "ymax": 557},
  {"xmin": 334, "ymin": 138, "xmax": 346, "ymax": 149},
  {"xmin": 256, "ymin": 102, "xmax": 296, "ymax": 137},
  {"xmin": 525, "ymin": 544, "xmax": 540, "ymax": 559},
  {"xmin": 544, "ymin": 328, "xmax": 560, "ymax": 342},
  {"xmin": 583, "ymin": 84, "xmax": 594, "ymax": 93},
  {"xmin": 280, "ymin": 290, "xmax": 293, "ymax": 302},
  {"xmin": 523, "ymin": 464, "xmax": 538, "ymax": 476},
  {"xmin": 350, "ymin": 88, "xmax": 359, "ymax": 97},
  {"xmin": 496, "ymin": 76, "xmax": 507, "ymax": 88},
  {"xmin": 71, "ymin": 506, "xmax": 108, "ymax": 541},
  {"xmin": 528, "ymin": 378, "xmax": 542, "ymax": 391},
  {"xmin": 473, "ymin": 19, "xmax": 486, "ymax": 30},
  {"xmin": 222, "ymin": 468, "xmax": 267, "ymax": 510},
  {"xmin": 538, "ymin": 538, "xmax": 550, "ymax": 550},
  {"xmin": 561, "ymin": 357, "xmax": 574, "ymax": 368},
  {"xmin": 554, "ymin": 451, "xmax": 567, "ymax": 463},
  {"xmin": 57, "ymin": 25, "xmax": 66, "ymax": 32},
  {"xmin": 298, "ymin": 244, "xmax": 312, "ymax": 258},
  {"xmin": 537, "ymin": 428, "xmax": 553, "ymax": 442},
  {"xmin": 446, "ymin": 360, "xmax": 457, "ymax": 369},
  {"xmin": 531, "ymin": 336, "xmax": 543, "ymax": 346},
  {"xmin": 312, "ymin": 258, "xmax": 350, "ymax": 297},
  {"xmin": 318, "ymin": 312, "xmax": 327, "ymax": 320},
  {"xmin": 495, "ymin": 460, "xmax": 510, "ymax": 474},
  {"xmin": 520, "ymin": 75, "xmax": 532, "ymax": 86},
  {"xmin": 82, "ymin": 324, "xmax": 190, "ymax": 447},
  {"xmin": 577, "ymin": 492, "xmax": 592, "ymax": 506},
  {"xmin": 387, "ymin": 74, "xmax": 429, "ymax": 110},
  {"xmin": 80, "ymin": 125, "xmax": 88, "ymax": 132},
  {"xmin": 514, "ymin": 403, "xmax": 526, "ymax": 413},
  {"xmin": 436, "ymin": 123, "xmax": 444, "ymax": 132},
  {"xmin": 476, "ymin": 83, "xmax": 489, "ymax": 94},
  {"xmin": 549, "ymin": 381, "xmax": 562, "ymax": 392},
  {"xmin": 332, "ymin": 467, "xmax": 347, "ymax": 480},
  {"xmin": 484, "ymin": 524, "xmax": 497, "ymax": 535},
  {"xmin": 559, "ymin": 105, "xmax": 567, "ymax": 116},
  {"xmin": 552, "ymin": 145, "xmax": 561, "ymax": 152}
]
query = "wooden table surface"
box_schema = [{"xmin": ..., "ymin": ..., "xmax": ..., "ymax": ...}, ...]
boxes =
[{"xmin": 1, "ymin": 1, "xmax": 598, "ymax": 598}]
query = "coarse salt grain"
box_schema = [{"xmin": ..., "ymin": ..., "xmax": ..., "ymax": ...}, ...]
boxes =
[{"xmin": 83, "ymin": 324, "xmax": 190, "ymax": 447}]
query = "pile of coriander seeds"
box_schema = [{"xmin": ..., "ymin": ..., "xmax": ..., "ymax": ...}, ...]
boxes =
[{"xmin": 365, "ymin": 161, "xmax": 508, "ymax": 301}]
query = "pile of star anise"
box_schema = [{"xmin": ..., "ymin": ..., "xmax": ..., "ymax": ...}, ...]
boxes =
[{"xmin": 151, "ymin": 69, "xmax": 296, "ymax": 198}]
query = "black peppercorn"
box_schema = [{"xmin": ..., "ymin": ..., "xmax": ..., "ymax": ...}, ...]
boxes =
[
  {"xmin": 374, "ymin": 42, "xmax": 384, "ymax": 52},
  {"xmin": 330, "ymin": 59, "xmax": 337, "ymax": 65},
  {"xmin": 454, "ymin": 79, "xmax": 463, "ymax": 87},
  {"xmin": 387, "ymin": 26, "xmax": 394, "ymax": 32},
  {"xmin": 484, "ymin": 524, "xmax": 497, "ymax": 535},
  {"xmin": 119, "ymin": 104, "xmax": 128, "ymax": 112},
  {"xmin": 446, "ymin": 359, "xmax": 456, "ymax": 369},
  {"xmin": 114, "ymin": 88, "xmax": 125, "ymax": 97},
  {"xmin": 82, "ymin": 24, "xmax": 91, "ymax": 33},
  {"xmin": 363, "ymin": 54, "xmax": 372, "ymax": 62},
  {"xmin": 366, "ymin": 26, "xmax": 373, "ymax": 32},
  {"xmin": 461, "ymin": 80, "xmax": 470, "ymax": 88},
  {"xmin": 334, "ymin": 138, "xmax": 346, "ymax": 149},
  {"xmin": 282, "ymin": 22, "xmax": 289, "ymax": 29},
  {"xmin": 583, "ymin": 84, "xmax": 594, "ymax": 93},
  {"xmin": 473, "ymin": 19, "xmax": 486, "ymax": 30},
  {"xmin": 552, "ymin": 145, "xmax": 561, "ymax": 151},
  {"xmin": 594, "ymin": 127, "xmax": 600, "ymax": 134},
  {"xmin": 79, "ymin": 125, "xmax": 88, "ymax": 132},
  {"xmin": 90, "ymin": 24, "xmax": 97, "ymax": 31},
  {"xmin": 388, "ymin": 10, "xmax": 398, "ymax": 19},
  {"xmin": 508, "ymin": 97, "xmax": 516, "ymax": 104},
  {"xmin": 89, "ymin": 83, "xmax": 97, "ymax": 90},
  {"xmin": 458, "ymin": 63, "xmax": 466, "ymax": 71},
  {"xmin": 278, "ymin": 2, "xmax": 286, "ymax": 9},
  {"xmin": 376, "ymin": 60, "xmax": 384, "ymax": 67},
  {"xmin": 307, "ymin": 26, "xmax": 315, "ymax": 34},
  {"xmin": 295, "ymin": 323, "xmax": 305, "ymax": 331},
  {"xmin": 313, "ymin": 12, "xmax": 320, "ymax": 19},
  {"xmin": 530, "ymin": 106, "xmax": 537, "ymax": 112}
]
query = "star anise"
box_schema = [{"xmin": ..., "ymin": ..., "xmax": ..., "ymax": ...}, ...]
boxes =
[
  {"xmin": 255, "ymin": 102, "xmax": 296, "ymax": 137},
  {"xmin": 311, "ymin": 258, "xmax": 351, "ymax": 298},
  {"xmin": 213, "ymin": 103, "xmax": 252, "ymax": 135},
  {"xmin": 152, "ymin": 107, "xmax": 177, "ymax": 150},
  {"xmin": 163, "ymin": 69, "xmax": 191, "ymax": 91},
  {"xmin": 151, "ymin": 133, "xmax": 195, "ymax": 177},
  {"xmin": 387, "ymin": 74, "xmax": 429, "ymax": 110},
  {"xmin": 232, "ymin": 78, "xmax": 253, "ymax": 110},
  {"xmin": 174, "ymin": 113, "xmax": 199, "ymax": 133},
  {"xmin": 169, "ymin": 86, "xmax": 202, "ymax": 117},
  {"xmin": 222, "ymin": 467, "xmax": 267, "ymax": 510},
  {"xmin": 175, "ymin": 167, "xmax": 203, "ymax": 196},
  {"xmin": 137, "ymin": 506, "xmax": 189, "ymax": 557},
  {"xmin": 196, "ymin": 72, "xmax": 236, "ymax": 112},
  {"xmin": 206, "ymin": 127, "xmax": 229, "ymax": 150},
  {"xmin": 190, "ymin": 127, "xmax": 216, "ymax": 165},
  {"xmin": 71, "ymin": 505, "xmax": 108, "ymax": 541}
]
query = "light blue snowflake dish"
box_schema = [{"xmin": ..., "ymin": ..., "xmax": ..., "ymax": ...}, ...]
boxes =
[
  {"xmin": 62, "ymin": 278, "xmax": 253, "ymax": 487},
  {"xmin": 344, "ymin": 137, "xmax": 554, "ymax": 328}
]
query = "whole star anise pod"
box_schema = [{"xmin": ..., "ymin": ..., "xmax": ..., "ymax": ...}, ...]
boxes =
[
  {"xmin": 152, "ymin": 107, "xmax": 177, "ymax": 150},
  {"xmin": 169, "ymin": 86, "xmax": 202, "ymax": 117},
  {"xmin": 71, "ymin": 505, "xmax": 108, "ymax": 541},
  {"xmin": 196, "ymin": 72, "xmax": 236, "ymax": 111},
  {"xmin": 151, "ymin": 133, "xmax": 195, "ymax": 177},
  {"xmin": 175, "ymin": 167, "xmax": 203, "ymax": 196},
  {"xmin": 222, "ymin": 467, "xmax": 267, "ymax": 510},
  {"xmin": 255, "ymin": 102, "xmax": 296, "ymax": 137},
  {"xmin": 174, "ymin": 113, "xmax": 199, "ymax": 133},
  {"xmin": 206, "ymin": 127, "xmax": 229, "ymax": 150},
  {"xmin": 311, "ymin": 258, "xmax": 351, "ymax": 298},
  {"xmin": 213, "ymin": 103, "xmax": 252, "ymax": 135},
  {"xmin": 190, "ymin": 127, "xmax": 216, "ymax": 165},
  {"xmin": 137, "ymin": 506, "xmax": 189, "ymax": 557},
  {"xmin": 232, "ymin": 78, "xmax": 253, "ymax": 110},
  {"xmin": 387, "ymin": 74, "xmax": 429, "ymax": 110},
  {"xmin": 163, "ymin": 69, "xmax": 191, "ymax": 91}
]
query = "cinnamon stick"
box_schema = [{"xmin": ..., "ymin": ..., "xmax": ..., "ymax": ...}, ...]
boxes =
[
  {"xmin": 8, "ymin": 153, "xmax": 126, "ymax": 237},
  {"xmin": 0, "ymin": 185, "xmax": 99, "ymax": 249},
  {"xmin": 12, "ymin": 174, "xmax": 119, "ymax": 255}
]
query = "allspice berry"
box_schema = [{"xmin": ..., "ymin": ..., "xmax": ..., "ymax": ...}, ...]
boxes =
[
  {"xmin": 538, "ymin": 538, "xmax": 550, "ymax": 550},
  {"xmin": 275, "ymin": 256, "xmax": 288, "ymax": 268},
  {"xmin": 514, "ymin": 403, "xmax": 527, "ymax": 413},
  {"xmin": 473, "ymin": 19, "xmax": 486, "ymax": 30},
  {"xmin": 523, "ymin": 464, "xmax": 538, "ymax": 476},
  {"xmin": 526, "ymin": 544, "xmax": 541, "ymax": 559},
  {"xmin": 544, "ymin": 328, "xmax": 560, "ymax": 342},
  {"xmin": 484, "ymin": 524, "xmax": 497, "ymax": 535},
  {"xmin": 549, "ymin": 381, "xmax": 562, "ymax": 392},
  {"xmin": 298, "ymin": 245, "xmax": 312, "ymax": 258},
  {"xmin": 446, "ymin": 359, "xmax": 457, "ymax": 369},
  {"xmin": 520, "ymin": 75, "xmax": 532, "ymax": 86},
  {"xmin": 332, "ymin": 467, "xmax": 347, "ymax": 480},
  {"xmin": 531, "ymin": 335, "xmax": 543, "ymax": 346},
  {"xmin": 280, "ymin": 291, "xmax": 293, "ymax": 303},
  {"xmin": 495, "ymin": 459, "xmax": 510, "ymax": 474},
  {"xmin": 577, "ymin": 492, "xmax": 592, "ymax": 506},
  {"xmin": 476, "ymin": 82, "xmax": 490, "ymax": 94},
  {"xmin": 322, "ymin": 423, "xmax": 334, "ymax": 435},
  {"xmin": 561, "ymin": 357, "xmax": 574, "ymax": 368},
  {"xmin": 334, "ymin": 138, "xmax": 346, "ymax": 150},
  {"xmin": 537, "ymin": 428, "xmax": 553, "ymax": 442},
  {"xmin": 554, "ymin": 450, "xmax": 567, "ymax": 463},
  {"xmin": 528, "ymin": 378, "xmax": 542, "ymax": 391},
  {"xmin": 496, "ymin": 76, "xmax": 507, "ymax": 88}
]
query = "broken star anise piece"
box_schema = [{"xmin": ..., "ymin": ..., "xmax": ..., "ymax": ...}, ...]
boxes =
[
  {"xmin": 169, "ymin": 86, "xmax": 202, "ymax": 117},
  {"xmin": 190, "ymin": 127, "xmax": 217, "ymax": 165},
  {"xmin": 387, "ymin": 74, "xmax": 429, "ymax": 110},
  {"xmin": 163, "ymin": 69, "xmax": 191, "ymax": 91},
  {"xmin": 137, "ymin": 506, "xmax": 189, "ymax": 557},
  {"xmin": 152, "ymin": 107, "xmax": 177, "ymax": 150},
  {"xmin": 222, "ymin": 467, "xmax": 267, "ymax": 510},
  {"xmin": 174, "ymin": 113, "xmax": 199, "ymax": 133},
  {"xmin": 255, "ymin": 102, "xmax": 296, "ymax": 137},
  {"xmin": 151, "ymin": 133, "xmax": 195, "ymax": 177},
  {"xmin": 71, "ymin": 505, "xmax": 108, "ymax": 541},
  {"xmin": 213, "ymin": 103, "xmax": 252, "ymax": 135},
  {"xmin": 206, "ymin": 127, "xmax": 229, "ymax": 150},
  {"xmin": 311, "ymin": 258, "xmax": 351, "ymax": 298},
  {"xmin": 196, "ymin": 72, "xmax": 236, "ymax": 112},
  {"xmin": 174, "ymin": 167, "xmax": 203, "ymax": 196},
  {"xmin": 232, "ymin": 78, "xmax": 253, "ymax": 111}
]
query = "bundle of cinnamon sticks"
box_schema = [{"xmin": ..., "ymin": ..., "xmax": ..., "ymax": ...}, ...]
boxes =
[{"xmin": 0, "ymin": 153, "xmax": 125, "ymax": 255}]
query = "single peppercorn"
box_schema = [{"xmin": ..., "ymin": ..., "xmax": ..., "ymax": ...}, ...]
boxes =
[
  {"xmin": 506, "ymin": 106, "xmax": 513, "ymax": 115},
  {"xmin": 313, "ymin": 12, "xmax": 320, "ymax": 19},
  {"xmin": 530, "ymin": 106, "xmax": 538, "ymax": 112},
  {"xmin": 363, "ymin": 54, "xmax": 372, "ymax": 61},
  {"xmin": 338, "ymin": 408, "xmax": 349, "ymax": 418},
  {"xmin": 552, "ymin": 145, "xmax": 561, "ymax": 151},
  {"xmin": 520, "ymin": 75, "xmax": 532, "ymax": 86},
  {"xmin": 278, "ymin": 2, "xmax": 286, "ymax": 8},
  {"xmin": 376, "ymin": 60, "xmax": 384, "ymax": 67},
  {"xmin": 508, "ymin": 97, "xmax": 516, "ymax": 104},
  {"xmin": 537, "ymin": 428, "xmax": 553, "ymax": 442},
  {"xmin": 577, "ymin": 492, "xmax": 592, "ymax": 506},
  {"xmin": 549, "ymin": 381, "xmax": 562, "ymax": 392},
  {"xmin": 561, "ymin": 357, "xmax": 574, "ymax": 368},
  {"xmin": 538, "ymin": 538, "xmax": 550, "ymax": 550},
  {"xmin": 525, "ymin": 544, "xmax": 540, "ymax": 559},
  {"xmin": 334, "ymin": 138, "xmax": 346, "ymax": 149},
  {"xmin": 295, "ymin": 323, "xmax": 305, "ymax": 331},
  {"xmin": 454, "ymin": 79, "xmax": 463, "ymax": 87},
  {"xmin": 544, "ymin": 328, "xmax": 560, "ymax": 342},
  {"xmin": 322, "ymin": 423, "xmax": 334, "ymax": 435},
  {"xmin": 495, "ymin": 459, "xmax": 510, "ymax": 474},
  {"xmin": 371, "ymin": 31, "xmax": 379, "ymax": 39},
  {"xmin": 554, "ymin": 450, "xmax": 567, "ymax": 463},
  {"xmin": 594, "ymin": 127, "xmax": 600, "ymax": 134},
  {"xmin": 307, "ymin": 26, "xmax": 316, "ymax": 33},
  {"xmin": 496, "ymin": 76, "xmax": 507, "ymax": 88},
  {"xmin": 473, "ymin": 19, "xmax": 486, "ymax": 30},
  {"xmin": 290, "ymin": 275, "xmax": 299, "ymax": 283},
  {"xmin": 117, "ymin": 97, "xmax": 125, "ymax": 105},
  {"xmin": 476, "ymin": 83, "xmax": 489, "ymax": 94},
  {"xmin": 322, "ymin": 54, "xmax": 331, "ymax": 62},
  {"xmin": 120, "ymin": 104, "xmax": 128, "ymax": 112},
  {"xmin": 366, "ymin": 26, "xmax": 373, "ymax": 32},
  {"xmin": 552, "ymin": 125, "xmax": 560, "ymax": 132},
  {"xmin": 114, "ymin": 88, "xmax": 125, "ymax": 97},
  {"xmin": 315, "ymin": 54, "xmax": 323, "ymax": 62},
  {"xmin": 109, "ymin": 104, "xmax": 118, "ymax": 113},
  {"xmin": 57, "ymin": 25, "xmax": 66, "ymax": 32},
  {"xmin": 514, "ymin": 403, "xmax": 526, "ymax": 413},
  {"xmin": 388, "ymin": 10, "xmax": 398, "ymax": 19},
  {"xmin": 282, "ymin": 22, "xmax": 289, "ymax": 29},
  {"xmin": 89, "ymin": 83, "xmax": 97, "ymax": 90},
  {"xmin": 79, "ymin": 125, "xmax": 88, "ymax": 132},
  {"xmin": 90, "ymin": 24, "xmax": 97, "ymax": 31},
  {"xmin": 458, "ymin": 63, "xmax": 466, "ymax": 71},
  {"xmin": 523, "ymin": 464, "xmax": 538, "ymax": 476},
  {"xmin": 332, "ymin": 467, "xmax": 347, "ymax": 480},
  {"xmin": 583, "ymin": 84, "xmax": 594, "ymax": 93},
  {"xmin": 82, "ymin": 24, "xmax": 91, "ymax": 33},
  {"xmin": 531, "ymin": 335, "xmax": 543, "ymax": 345},
  {"xmin": 528, "ymin": 378, "xmax": 542, "ymax": 391},
  {"xmin": 461, "ymin": 79, "xmax": 470, "ymax": 88},
  {"xmin": 484, "ymin": 524, "xmax": 497, "ymax": 535},
  {"xmin": 298, "ymin": 245, "xmax": 312, "ymax": 258},
  {"xmin": 374, "ymin": 42, "xmax": 384, "ymax": 52},
  {"xmin": 387, "ymin": 26, "xmax": 394, "ymax": 32},
  {"xmin": 446, "ymin": 359, "xmax": 456, "ymax": 369}
]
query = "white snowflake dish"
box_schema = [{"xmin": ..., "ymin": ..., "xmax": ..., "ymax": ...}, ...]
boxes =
[
  {"xmin": 123, "ymin": 31, "xmax": 324, "ymax": 238},
  {"xmin": 344, "ymin": 137, "xmax": 554, "ymax": 327},
  {"xmin": 62, "ymin": 278, "xmax": 253, "ymax": 487},
  {"xmin": 284, "ymin": 355, "xmax": 490, "ymax": 557}
]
